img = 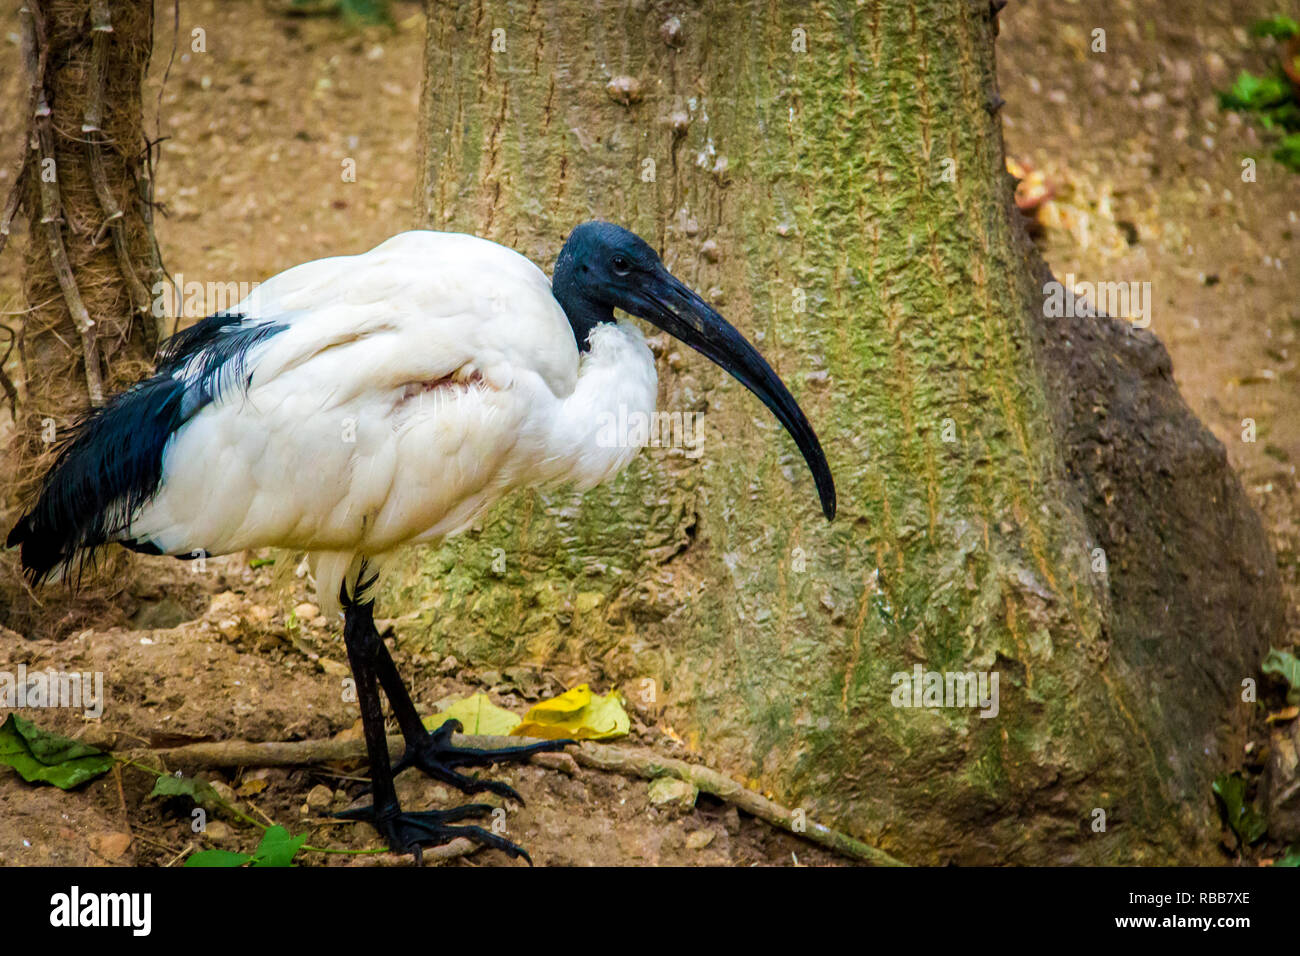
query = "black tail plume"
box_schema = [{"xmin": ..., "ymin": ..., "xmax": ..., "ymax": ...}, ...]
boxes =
[{"xmin": 6, "ymin": 375, "xmax": 188, "ymax": 584}]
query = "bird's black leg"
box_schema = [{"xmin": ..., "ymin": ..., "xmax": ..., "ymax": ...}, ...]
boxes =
[
  {"xmin": 363, "ymin": 617, "xmax": 572, "ymax": 804},
  {"xmin": 334, "ymin": 598, "xmax": 533, "ymax": 864}
]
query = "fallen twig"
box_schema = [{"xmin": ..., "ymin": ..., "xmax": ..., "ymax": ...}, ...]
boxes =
[
  {"xmin": 140, "ymin": 733, "xmax": 907, "ymax": 867},
  {"xmin": 567, "ymin": 740, "xmax": 906, "ymax": 867}
]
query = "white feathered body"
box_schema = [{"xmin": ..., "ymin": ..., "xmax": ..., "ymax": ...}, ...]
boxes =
[{"xmin": 126, "ymin": 232, "xmax": 658, "ymax": 613}]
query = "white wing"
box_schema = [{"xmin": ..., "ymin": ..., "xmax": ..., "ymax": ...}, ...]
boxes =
[{"xmin": 128, "ymin": 231, "xmax": 581, "ymax": 564}]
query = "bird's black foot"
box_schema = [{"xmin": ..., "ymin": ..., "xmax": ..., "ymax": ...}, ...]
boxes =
[
  {"xmin": 391, "ymin": 718, "xmax": 574, "ymax": 803},
  {"xmin": 335, "ymin": 801, "xmax": 532, "ymax": 864}
]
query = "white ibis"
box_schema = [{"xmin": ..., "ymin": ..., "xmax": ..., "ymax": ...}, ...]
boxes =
[{"xmin": 9, "ymin": 222, "xmax": 836, "ymax": 863}]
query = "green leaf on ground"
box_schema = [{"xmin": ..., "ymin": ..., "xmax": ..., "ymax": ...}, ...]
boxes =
[
  {"xmin": 250, "ymin": 826, "xmax": 308, "ymax": 867},
  {"xmin": 1212, "ymin": 772, "xmax": 1267, "ymax": 845},
  {"xmin": 0, "ymin": 714, "xmax": 114, "ymax": 789},
  {"xmin": 149, "ymin": 772, "xmax": 226, "ymax": 808},
  {"xmin": 184, "ymin": 826, "xmax": 307, "ymax": 868},
  {"xmin": 1262, "ymin": 647, "xmax": 1300, "ymax": 704},
  {"xmin": 1275, "ymin": 132, "xmax": 1300, "ymax": 170},
  {"xmin": 1220, "ymin": 71, "xmax": 1292, "ymax": 110},
  {"xmin": 1275, "ymin": 845, "xmax": 1300, "ymax": 867},
  {"xmin": 1250, "ymin": 16, "xmax": 1300, "ymax": 40},
  {"xmin": 422, "ymin": 693, "xmax": 522, "ymax": 736}
]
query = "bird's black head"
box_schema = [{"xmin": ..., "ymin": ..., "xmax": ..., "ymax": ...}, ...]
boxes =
[
  {"xmin": 552, "ymin": 220, "xmax": 836, "ymax": 521},
  {"xmin": 551, "ymin": 221, "xmax": 662, "ymax": 345}
]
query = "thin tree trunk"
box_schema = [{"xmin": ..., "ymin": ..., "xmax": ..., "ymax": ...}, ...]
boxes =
[
  {"xmin": 10, "ymin": 0, "xmax": 161, "ymax": 429},
  {"xmin": 410, "ymin": 0, "xmax": 1280, "ymax": 863},
  {"xmin": 3, "ymin": 0, "xmax": 163, "ymax": 625}
]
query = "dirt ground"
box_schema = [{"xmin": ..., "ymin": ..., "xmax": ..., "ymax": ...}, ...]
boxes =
[
  {"xmin": 999, "ymin": 0, "xmax": 1300, "ymax": 641},
  {"xmin": 0, "ymin": 0, "xmax": 1297, "ymax": 866}
]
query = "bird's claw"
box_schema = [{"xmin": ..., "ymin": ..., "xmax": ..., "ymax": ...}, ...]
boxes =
[
  {"xmin": 392, "ymin": 719, "xmax": 575, "ymax": 804},
  {"xmin": 334, "ymin": 802, "xmax": 532, "ymax": 865}
]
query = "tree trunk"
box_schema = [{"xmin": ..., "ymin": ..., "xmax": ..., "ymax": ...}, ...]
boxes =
[
  {"xmin": 3, "ymin": 0, "xmax": 162, "ymax": 627},
  {"xmin": 408, "ymin": 0, "xmax": 1281, "ymax": 863}
]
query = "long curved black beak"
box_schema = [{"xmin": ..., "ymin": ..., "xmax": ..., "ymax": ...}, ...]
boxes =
[{"xmin": 637, "ymin": 271, "xmax": 836, "ymax": 520}]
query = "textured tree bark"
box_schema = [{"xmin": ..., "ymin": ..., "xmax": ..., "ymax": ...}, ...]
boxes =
[
  {"xmin": 409, "ymin": 0, "xmax": 1281, "ymax": 862},
  {"xmin": 3, "ymin": 0, "xmax": 162, "ymax": 626}
]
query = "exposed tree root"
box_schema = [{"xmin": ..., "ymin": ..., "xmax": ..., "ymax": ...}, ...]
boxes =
[{"xmin": 138, "ymin": 733, "xmax": 907, "ymax": 867}]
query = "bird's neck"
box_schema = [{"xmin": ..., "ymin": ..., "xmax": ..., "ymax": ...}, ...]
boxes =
[
  {"xmin": 545, "ymin": 321, "xmax": 659, "ymax": 490},
  {"xmin": 551, "ymin": 246, "xmax": 611, "ymax": 352}
]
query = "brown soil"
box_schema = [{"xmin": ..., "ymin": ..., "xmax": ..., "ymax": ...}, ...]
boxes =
[
  {"xmin": 999, "ymin": 1, "xmax": 1300, "ymax": 640},
  {"xmin": 0, "ymin": 0, "xmax": 1296, "ymax": 865}
]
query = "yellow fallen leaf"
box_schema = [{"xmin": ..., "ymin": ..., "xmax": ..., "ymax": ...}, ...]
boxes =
[
  {"xmin": 422, "ymin": 693, "xmax": 521, "ymax": 736},
  {"xmin": 524, "ymin": 684, "xmax": 592, "ymax": 717},
  {"xmin": 236, "ymin": 778, "xmax": 268, "ymax": 798},
  {"xmin": 1266, "ymin": 705, "xmax": 1300, "ymax": 724},
  {"xmin": 511, "ymin": 683, "xmax": 629, "ymax": 740}
]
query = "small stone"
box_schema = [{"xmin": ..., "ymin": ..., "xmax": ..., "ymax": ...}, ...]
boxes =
[
  {"xmin": 668, "ymin": 110, "xmax": 690, "ymax": 136},
  {"xmin": 294, "ymin": 602, "xmax": 320, "ymax": 621},
  {"xmin": 306, "ymin": 784, "xmax": 334, "ymax": 811},
  {"xmin": 89, "ymin": 832, "xmax": 132, "ymax": 861},
  {"xmin": 605, "ymin": 76, "xmax": 643, "ymax": 106},
  {"xmin": 699, "ymin": 239, "xmax": 720, "ymax": 263},
  {"xmin": 648, "ymin": 777, "xmax": 698, "ymax": 808},
  {"xmin": 203, "ymin": 820, "xmax": 234, "ymax": 843},
  {"xmin": 320, "ymin": 658, "xmax": 349, "ymax": 677},
  {"xmin": 659, "ymin": 15, "xmax": 683, "ymax": 48},
  {"xmin": 685, "ymin": 829, "xmax": 715, "ymax": 850},
  {"xmin": 209, "ymin": 780, "xmax": 239, "ymax": 805}
]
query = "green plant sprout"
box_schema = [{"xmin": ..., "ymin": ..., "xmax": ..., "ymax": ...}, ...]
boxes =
[{"xmin": 1218, "ymin": 16, "xmax": 1300, "ymax": 172}]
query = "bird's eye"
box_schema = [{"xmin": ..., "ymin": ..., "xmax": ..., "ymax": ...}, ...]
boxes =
[{"xmin": 611, "ymin": 255, "xmax": 631, "ymax": 276}]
